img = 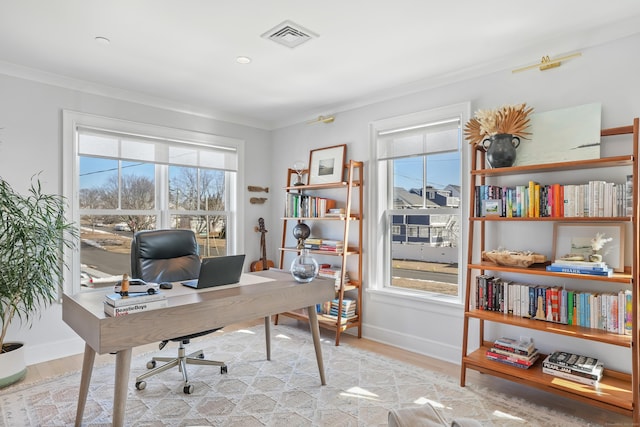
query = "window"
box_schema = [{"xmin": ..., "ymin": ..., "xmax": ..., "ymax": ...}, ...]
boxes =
[
  {"xmin": 370, "ymin": 103, "xmax": 469, "ymax": 300},
  {"xmin": 63, "ymin": 112, "xmax": 244, "ymax": 294}
]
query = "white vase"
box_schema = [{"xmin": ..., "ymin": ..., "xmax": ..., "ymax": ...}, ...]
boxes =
[{"xmin": 0, "ymin": 342, "xmax": 27, "ymax": 388}]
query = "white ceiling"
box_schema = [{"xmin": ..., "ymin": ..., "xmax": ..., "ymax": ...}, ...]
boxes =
[{"xmin": 1, "ymin": 1, "xmax": 640, "ymax": 130}]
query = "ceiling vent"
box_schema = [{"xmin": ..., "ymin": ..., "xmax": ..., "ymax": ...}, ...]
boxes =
[{"xmin": 261, "ymin": 20, "xmax": 318, "ymax": 48}]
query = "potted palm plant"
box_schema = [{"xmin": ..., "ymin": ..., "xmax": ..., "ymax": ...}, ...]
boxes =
[{"xmin": 0, "ymin": 176, "xmax": 77, "ymax": 387}]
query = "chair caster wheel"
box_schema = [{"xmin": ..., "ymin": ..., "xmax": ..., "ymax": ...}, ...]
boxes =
[
  {"xmin": 184, "ymin": 384, "xmax": 194, "ymax": 394},
  {"xmin": 221, "ymin": 365, "xmax": 228, "ymax": 374},
  {"xmin": 146, "ymin": 360, "xmax": 156, "ymax": 369},
  {"xmin": 135, "ymin": 381, "xmax": 146, "ymax": 390}
]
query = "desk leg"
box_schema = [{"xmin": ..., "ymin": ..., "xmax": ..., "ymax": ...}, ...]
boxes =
[
  {"xmin": 306, "ymin": 306, "xmax": 326, "ymax": 385},
  {"xmin": 113, "ymin": 348, "xmax": 132, "ymax": 427},
  {"xmin": 264, "ymin": 316, "xmax": 271, "ymax": 361},
  {"xmin": 75, "ymin": 343, "xmax": 96, "ymax": 427}
]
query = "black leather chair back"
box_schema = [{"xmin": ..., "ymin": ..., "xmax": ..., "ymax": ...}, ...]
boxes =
[{"xmin": 131, "ymin": 229, "xmax": 201, "ymax": 283}]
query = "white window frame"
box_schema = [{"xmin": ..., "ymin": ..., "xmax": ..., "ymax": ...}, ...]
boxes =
[
  {"xmin": 368, "ymin": 102, "xmax": 470, "ymax": 304},
  {"xmin": 62, "ymin": 111, "xmax": 245, "ymax": 294}
]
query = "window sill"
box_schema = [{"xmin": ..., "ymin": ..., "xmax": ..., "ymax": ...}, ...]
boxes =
[{"xmin": 367, "ymin": 286, "xmax": 463, "ymax": 313}]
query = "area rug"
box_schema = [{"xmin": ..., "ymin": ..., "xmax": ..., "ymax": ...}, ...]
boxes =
[{"xmin": 0, "ymin": 324, "xmax": 591, "ymax": 426}]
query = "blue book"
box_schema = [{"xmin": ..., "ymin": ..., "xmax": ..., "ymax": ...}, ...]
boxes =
[
  {"xmin": 545, "ymin": 265, "xmax": 613, "ymax": 277},
  {"xmin": 550, "ymin": 262, "xmax": 608, "ymax": 271}
]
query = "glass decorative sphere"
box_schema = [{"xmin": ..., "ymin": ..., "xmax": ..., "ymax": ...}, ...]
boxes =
[
  {"xmin": 290, "ymin": 249, "xmax": 319, "ymax": 283},
  {"xmin": 292, "ymin": 222, "xmax": 311, "ymax": 249},
  {"xmin": 292, "ymin": 222, "xmax": 311, "ymax": 240}
]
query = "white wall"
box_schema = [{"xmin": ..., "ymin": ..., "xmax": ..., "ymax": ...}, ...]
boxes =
[
  {"xmin": 0, "ymin": 74, "xmax": 272, "ymax": 365},
  {"xmin": 271, "ymin": 33, "xmax": 640, "ymax": 371},
  {"xmin": 2, "ymin": 32, "xmax": 639, "ymax": 368}
]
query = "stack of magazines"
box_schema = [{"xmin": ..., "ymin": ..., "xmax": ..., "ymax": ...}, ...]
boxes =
[{"xmin": 542, "ymin": 351, "xmax": 604, "ymax": 385}]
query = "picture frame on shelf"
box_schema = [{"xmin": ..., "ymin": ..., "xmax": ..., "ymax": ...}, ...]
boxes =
[
  {"xmin": 308, "ymin": 144, "xmax": 346, "ymax": 185},
  {"xmin": 552, "ymin": 222, "xmax": 625, "ymax": 272}
]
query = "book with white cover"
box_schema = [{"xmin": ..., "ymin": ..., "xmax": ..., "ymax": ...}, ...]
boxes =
[{"xmin": 103, "ymin": 299, "xmax": 169, "ymax": 317}]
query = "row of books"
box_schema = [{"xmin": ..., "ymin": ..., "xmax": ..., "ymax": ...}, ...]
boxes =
[
  {"xmin": 485, "ymin": 337, "xmax": 539, "ymax": 369},
  {"xmin": 542, "ymin": 351, "xmax": 604, "ymax": 385},
  {"xmin": 545, "ymin": 259, "xmax": 613, "ymax": 277},
  {"xmin": 317, "ymin": 266, "xmax": 351, "ymax": 290},
  {"xmin": 304, "ymin": 238, "xmax": 344, "ymax": 253},
  {"xmin": 475, "ymin": 177, "xmax": 632, "ymax": 218},
  {"xmin": 103, "ymin": 291, "xmax": 167, "ymax": 317},
  {"xmin": 284, "ymin": 193, "xmax": 336, "ymax": 218},
  {"xmin": 475, "ymin": 275, "xmax": 632, "ymax": 334}
]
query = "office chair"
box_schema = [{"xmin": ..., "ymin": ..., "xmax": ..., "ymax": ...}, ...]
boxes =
[{"xmin": 130, "ymin": 229, "xmax": 227, "ymax": 394}]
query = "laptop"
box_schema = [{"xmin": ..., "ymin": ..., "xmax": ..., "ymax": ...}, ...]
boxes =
[{"xmin": 181, "ymin": 254, "xmax": 246, "ymax": 289}]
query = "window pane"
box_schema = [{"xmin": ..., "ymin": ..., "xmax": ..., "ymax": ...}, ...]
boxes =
[
  {"xmin": 80, "ymin": 157, "xmax": 118, "ymax": 209},
  {"xmin": 389, "ymin": 150, "xmax": 460, "ymax": 297},
  {"xmin": 79, "ymin": 214, "xmax": 156, "ymax": 289},
  {"xmin": 120, "ymin": 161, "xmax": 155, "ymax": 210},
  {"xmin": 169, "ymin": 166, "xmax": 226, "ymax": 211},
  {"xmin": 172, "ymin": 215, "xmax": 227, "ymax": 257}
]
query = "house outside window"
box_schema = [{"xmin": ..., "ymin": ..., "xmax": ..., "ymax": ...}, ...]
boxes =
[
  {"xmin": 370, "ymin": 102, "xmax": 469, "ymax": 300},
  {"xmin": 63, "ymin": 111, "xmax": 244, "ymax": 294}
]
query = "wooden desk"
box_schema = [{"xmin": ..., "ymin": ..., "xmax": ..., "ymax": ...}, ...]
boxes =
[{"xmin": 62, "ymin": 269, "xmax": 335, "ymax": 427}]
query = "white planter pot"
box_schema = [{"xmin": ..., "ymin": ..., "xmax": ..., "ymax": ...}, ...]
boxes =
[{"xmin": 0, "ymin": 342, "xmax": 27, "ymax": 388}]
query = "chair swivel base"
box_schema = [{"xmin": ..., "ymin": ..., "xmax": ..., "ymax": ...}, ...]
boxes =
[{"xmin": 135, "ymin": 345, "xmax": 227, "ymax": 394}]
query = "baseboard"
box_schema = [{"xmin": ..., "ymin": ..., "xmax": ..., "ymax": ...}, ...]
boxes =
[
  {"xmin": 25, "ymin": 336, "xmax": 85, "ymax": 366},
  {"xmin": 363, "ymin": 323, "xmax": 461, "ymax": 365}
]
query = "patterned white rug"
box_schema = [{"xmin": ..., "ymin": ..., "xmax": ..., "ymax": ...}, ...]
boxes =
[{"xmin": 0, "ymin": 324, "xmax": 592, "ymax": 426}]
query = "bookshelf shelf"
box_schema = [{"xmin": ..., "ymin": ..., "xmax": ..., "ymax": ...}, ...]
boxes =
[
  {"xmin": 468, "ymin": 262, "xmax": 633, "ymax": 284},
  {"xmin": 276, "ymin": 160, "xmax": 364, "ymax": 345},
  {"xmin": 461, "ymin": 118, "xmax": 640, "ymax": 422},
  {"xmin": 464, "ymin": 345, "xmax": 633, "ymax": 415}
]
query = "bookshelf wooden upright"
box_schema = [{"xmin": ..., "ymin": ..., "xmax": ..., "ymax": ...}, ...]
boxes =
[
  {"xmin": 460, "ymin": 118, "xmax": 640, "ymax": 422},
  {"xmin": 276, "ymin": 160, "xmax": 363, "ymax": 345}
]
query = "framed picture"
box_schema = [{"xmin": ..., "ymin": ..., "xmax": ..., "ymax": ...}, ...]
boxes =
[
  {"xmin": 308, "ymin": 144, "xmax": 346, "ymax": 185},
  {"xmin": 552, "ymin": 222, "xmax": 625, "ymax": 272},
  {"xmin": 481, "ymin": 199, "xmax": 501, "ymax": 217}
]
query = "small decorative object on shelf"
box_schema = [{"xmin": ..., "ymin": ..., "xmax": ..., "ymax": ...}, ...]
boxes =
[
  {"xmin": 290, "ymin": 249, "xmax": 319, "ymax": 283},
  {"xmin": 481, "ymin": 249, "xmax": 546, "ymax": 267},
  {"xmin": 292, "ymin": 160, "xmax": 306, "ymax": 186},
  {"xmin": 464, "ymin": 103, "xmax": 534, "ymax": 168},
  {"xmin": 590, "ymin": 232, "xmax": 613, "ymax": 262},
  {"xmin": 292, "ymin": 222, "xmax": 311, "ymax": 249}
]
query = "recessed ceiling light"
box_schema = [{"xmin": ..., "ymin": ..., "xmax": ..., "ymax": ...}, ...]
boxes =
[
  {"xmin": 95, "ymin": 36, "xmax": 110, "ymax": 45},
  {"xmin": 236, "ymin": 56, "xmax": 252, "ymax": 64}
]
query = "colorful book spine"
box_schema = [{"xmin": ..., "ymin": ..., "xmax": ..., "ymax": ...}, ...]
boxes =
[
  {"xmin": 486, "ymin": 354, "xmax": 536, "ymax": 369},
  {"xmin": 486, "ymin": 349, "xmax": 538, "ymax": 365}
]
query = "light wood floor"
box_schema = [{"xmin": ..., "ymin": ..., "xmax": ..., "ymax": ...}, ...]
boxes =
[{"xmin": 23, "ymin": 317, "xmax": 632, "ymax": 426}]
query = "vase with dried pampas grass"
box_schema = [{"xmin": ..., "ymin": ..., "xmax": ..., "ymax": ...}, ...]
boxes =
[{"xmin": 464, "ymin": 103, "xmax": 534, "ymax": 168}]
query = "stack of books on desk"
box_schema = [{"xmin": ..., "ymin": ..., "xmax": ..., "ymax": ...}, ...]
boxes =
[
  {"xmin": 545, "ymin": 259, "xmax": 613, "ymax": 277},
  {"xmin": 486, "ymin": 337, "xmax": 539, "ymax": 369},
  {"xmin": 103, "ymin": 291, "xmax": 168, "ymax": 317},
  {"xmin": 542, "ymin": 351, "xmax": 604, "ymax": 385}
]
